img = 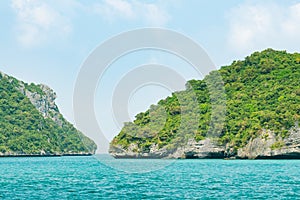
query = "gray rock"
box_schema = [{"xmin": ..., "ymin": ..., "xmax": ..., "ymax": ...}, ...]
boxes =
[
  {"xmin": 110, "ymin": 138, "xmax": 225, "ymax": 159},
  {"xmin": 167, "ymin": 138, "xmax": 225, "ymax": 159},
  {"xmin": 109, "ymin": 143, "xmax": 169, "ymax": 158},
  {"xmin": 110, "ymin": 127, "xmax": 300, "ymax": 159},
  {"xmin": 16, "ymin": 82, "xmax": 64, "ymax": 127},
  {"xmin": 237, "ymin": 128, "xmax": 300, "ymax": 159},
  {"xmin": 0, "ymin": 72, "xmax": 61, "ymax": 125}
]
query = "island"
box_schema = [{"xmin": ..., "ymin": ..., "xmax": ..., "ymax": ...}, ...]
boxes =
[
  {"xmin": 0, "ymin": 71, "xmax": 97, "ymax": 156},
  {"xmin": 109, "ymin": 49, "xmax": 300, "ymax": 159}
]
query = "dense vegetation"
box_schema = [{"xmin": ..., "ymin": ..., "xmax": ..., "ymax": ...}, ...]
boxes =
[
  {"xmin": 0, "ymin": 73, "xmax": 96, "ymax": 155},
  {"xmin": 111, "ymin": 49, "xmax": 300, "ymax": 154}
]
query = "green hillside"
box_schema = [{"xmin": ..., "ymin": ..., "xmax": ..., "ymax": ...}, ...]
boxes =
[
  {"xmin": 0, "ymin": 72, "xmax": 96, "ymax": 155},
  {"xmin": 110, "ymin": 49, "xmax": 300, "ymax": 155}
]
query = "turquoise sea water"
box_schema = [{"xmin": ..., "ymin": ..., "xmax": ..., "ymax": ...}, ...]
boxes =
[{"xmin": 1, "ymin": 156, "xmax": 300, "ymax": 199}]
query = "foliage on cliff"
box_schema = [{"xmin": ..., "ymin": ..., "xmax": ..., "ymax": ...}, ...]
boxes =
[
  {"xmin": 110, "ymin": 49, "xmax": 300, "ymax": 154},
  {"xmin": 0, "ymin": 73, "xmax": 96, "ymax": 155}
]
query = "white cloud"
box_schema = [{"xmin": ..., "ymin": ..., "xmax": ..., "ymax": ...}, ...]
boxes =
[
  {"xmin": 227, "ymin": 2, "xmax": 300, "ymax": 54},
  {"xmin": 106, "ymin": 0, "xmax": 134, "ymax": 19},
  {"xmin": 10, "ymin": 0, "xmax": 170, "ymax": 46},
  {"xmin": 11, "ymin": 0, "xmax": 72, "ymax": 47},
  {"xmin": 92, "ymin": 0, "xmax": 170, "ymax": 26},
  {"xmin": 142, "ymin": 3, "xmax": 169, "ymax": 26}
]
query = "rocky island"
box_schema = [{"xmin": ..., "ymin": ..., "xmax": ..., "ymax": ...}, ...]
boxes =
[
  {"xmin": 109, "ymin": 49, "xmax": 300, "ymax": 159},
  {"xmin": 0, "ymin": 72, "xmax": 96, "ymax": 156}
]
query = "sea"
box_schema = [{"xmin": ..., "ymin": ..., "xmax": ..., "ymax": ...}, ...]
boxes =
[{"xmin": 0, "ymin": 155, "xmax": 300, "ymax": 199}]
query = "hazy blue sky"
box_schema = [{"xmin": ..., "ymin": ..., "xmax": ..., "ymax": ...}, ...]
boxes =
[{"xmin": 1, "ymin": 0, "xmax": 300, "ymax": 151}]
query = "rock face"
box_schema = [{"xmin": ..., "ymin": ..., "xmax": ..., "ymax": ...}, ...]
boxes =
[
  {"xmin": 167, "ymin": 139, "xmax": 225, "ymax": 159},
  {"xmin": 2, "ymin": 71, "xmax": 62, "ymax": 124},
  {"xmin": 238, "ymin": 128, "xmax": 300, "ymax": 159},
  {"xmin": 110, "ymin": 128, "xmax": 300, "ymax": 159},
  {"xmin": 109, "ymin": 138, "xmax": 225, "ymax": 159},
  {"xmin": 18, "ymin": 81, "xmax": 57, "ymax": 112},
  {"xmin": 22, "ymin": 84, "xmax": 63, "ymax": 126},
  {"xmin": 24, "ymin": 85, "xmax": 58, "ymax": 117},
  {"xmin": 109, "ymin": 143, "xmax": 169, "ymax": 158},
  {"xmin": 0, "ymin": 72, "xmax": 63, "ymax": 126}
]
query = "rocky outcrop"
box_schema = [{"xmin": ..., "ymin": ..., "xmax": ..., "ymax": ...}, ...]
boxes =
[
  {"xmin": 24, "ymin": 84, "xmax": 58, "ymax": 117},
  {"xmin": 237, "ymin": 128, "xmax": 300, "ymax": 159},
  {"xmin": 109, "ymin": 143, "xmax": 169, "ymax": 158},
  {"xmin": 18, "ymin": 83, "xmax": 63, "ymax": 126},
  {"xmin": 2, "ymin": 71, "xmax": 62, "ymax": 126},
  {"xmin": 109, "ymin": 138, "xmax": 225, "ymax": 159},
  {"xmin": 110, "ymin": 128, "xmax": 300, "ymax": 159},
  {"xmin": 166, "ymin": 139, "xmax": 225, "ymax": 159}
]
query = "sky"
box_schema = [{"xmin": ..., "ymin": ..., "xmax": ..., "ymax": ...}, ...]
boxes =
[{"xmin": 1, "ymin": 0, "xmax": 300, "ymax": 152}]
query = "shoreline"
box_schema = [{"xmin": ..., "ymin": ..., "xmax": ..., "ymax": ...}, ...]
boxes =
[
  {"xmin": 2, "ymin": 153, "xmax": 300, "ymax": 159},
  {"xmin": 111, "ymin": 154, "xmax": 300, "ymax": 160},
  {"xmin": 112, "ymin": 157, "xmax": 300, "ymax": 160},
  {"xmin": 0, "ymin": 153, "xmax": 94, "ymax": 158}
]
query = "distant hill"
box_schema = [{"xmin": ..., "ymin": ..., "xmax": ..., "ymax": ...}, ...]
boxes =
[
  {"xmin": 0, "ymin": 72, "xmax": 96, "ymax": 156},
  {"xmin": 109, "ymin": 49, "xmax": 300, "ymax": 159}
]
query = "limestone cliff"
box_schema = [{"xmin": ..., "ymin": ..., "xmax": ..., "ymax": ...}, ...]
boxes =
[
  {"xmin": 237, "ymin": 128, "xmax": 300, "ymax": 159},
  {"xmin": 109, "ymin": 128, "xmax": 300, "ymax": 159},
  {"xmin": 109, "ymin": 138, "xmax": 225, "ymax": 159}
]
